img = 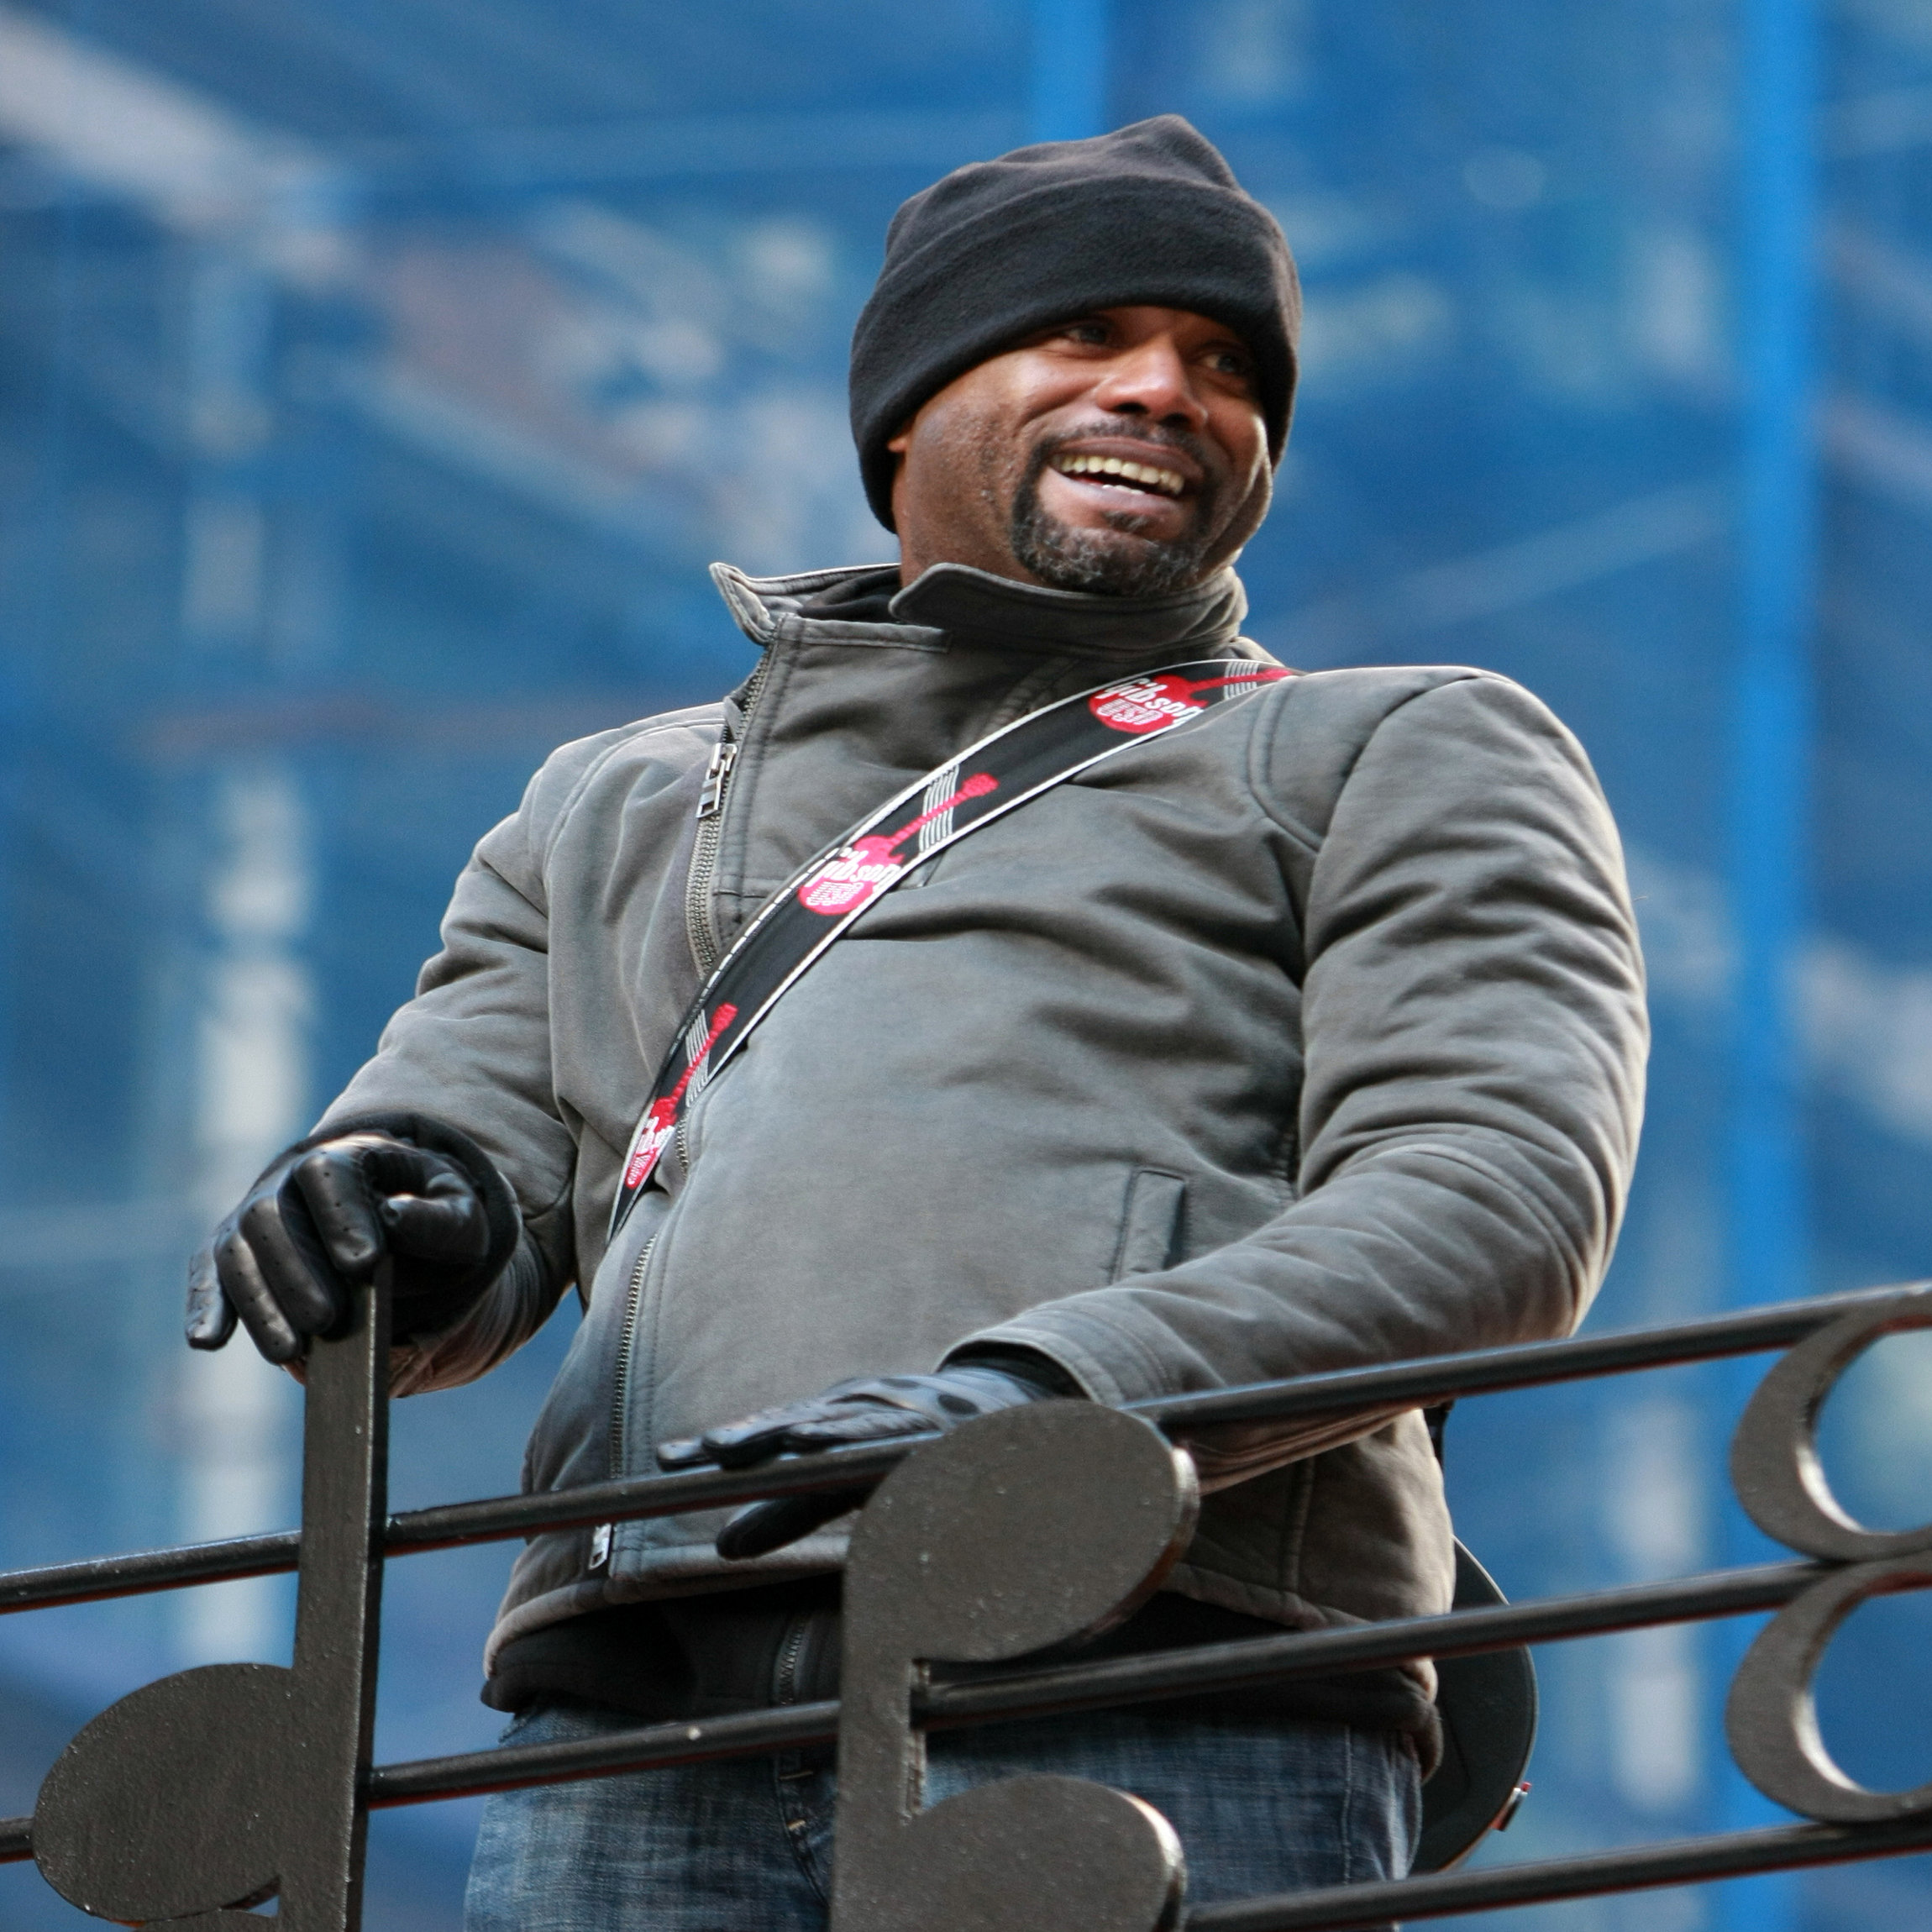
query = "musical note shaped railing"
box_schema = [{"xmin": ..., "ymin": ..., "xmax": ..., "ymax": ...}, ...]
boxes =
[
  {"xmin": 3, "ymin": 1280, "xmax": 1932, "ymax": 1929},
  {"xmin": 29, "ymin": 1267, "xmax": 392, "ymax": 1930}
]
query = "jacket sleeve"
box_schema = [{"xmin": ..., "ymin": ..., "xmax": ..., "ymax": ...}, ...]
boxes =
[
  {"xmin": 313, "ymin": 739, "xmax": 612, "ymax": 1394},
  {"xmin": 948, "ymin": 670, "xmax": 1648, "ymax": 1485}
]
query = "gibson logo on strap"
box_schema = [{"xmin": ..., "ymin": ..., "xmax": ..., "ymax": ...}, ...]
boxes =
[
  {"xmin": 1089, "ymin": 669, "xmax": 1278, "ymax": 733},
  {"xmin": 799, "ymin": 774, "xmax": 1000, "ymax": 916}
]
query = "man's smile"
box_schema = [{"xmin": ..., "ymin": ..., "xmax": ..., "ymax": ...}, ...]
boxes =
[
  {"xmin": 1049, "ymin": 450, "xmax": 1190, "ymax": 499},
  {"xmin": 1032, "ymin": 433, "xmax": 1209, "ymax": 539}
]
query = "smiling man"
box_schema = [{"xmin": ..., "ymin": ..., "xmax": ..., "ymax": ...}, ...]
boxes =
[
  {"xmin": 885, "ymin": 304, "xmax": 1270, "ymax": 596},
  {"xmin": 186, "ymin": 118, "xmax": 1646, "ymax": 1929}
]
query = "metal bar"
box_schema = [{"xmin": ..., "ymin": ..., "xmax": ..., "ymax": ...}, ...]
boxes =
[
  {"xmin": 13, "ymin": 1793, "xmax": 1929, "ymax": 1914},
  {"xmin": 0, "ymin": 1285, "xmax": 1915, "ymax": 1616},
  {"xmin": 1180, "ymin": 1814, "xmax": 1932, "ymax": 1932},
  {"xmin": 917, "ymin": 1560, "xmax": 1830, "ymax": 1726},
  {"xmin": 368, "ymin": 1702, "xmax": 841, "ymax": 1806},
  {"xmin": 360, "ymin": 1557, "xmax": 1892, "ymax": 1811},
  {"xmin": 381, "ymin": 1437, "xmax": 912, "ymax": 1554},
  {"xmin": 343, "ymin": 1281, "xmax": 1932, "ymax": 1555},
  {"xmin": 279, "ymin": 1267, "xmax": 392, "ymax": 1932},
  {"xmin": 1135, "ymin": 1283, "xmax": 1914, "ymax": 1433},
  {"xmin": 0, "ymin": 1530, "xmax": 301, "ymax": 1614},
  {"xmin": 350, "ymin": 108, "xmax": 1021, "ymax": 193},
  {"xmin": 0, "ymin": 1450, "xmax": 906, "ymax": 1617},
  {"xmin": 1728, "ymin": 0, "xmax": 1818, "ymax": 1323},
  {"xmin": 1718, "ymin": 8, "xmax": 1821, "ymax": 1929}
]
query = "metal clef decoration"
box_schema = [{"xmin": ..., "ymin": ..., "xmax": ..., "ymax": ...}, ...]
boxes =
[
  {"xmin": 830, "ymin": 1402, "xmax": 1200, "ymax": 1932},
  {"xmin": 31, "ymin": 1270, "xmax": 390, "ymax": 1929},
  {"xmin": 1726, "ymin": 1289, "xmax": 1932, "ymax": 1824}
]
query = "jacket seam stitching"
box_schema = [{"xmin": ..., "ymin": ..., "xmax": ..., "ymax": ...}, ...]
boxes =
[
  {"xmin": 715, "ymin": 646, "xmax": 801, "ymax": 942},
  {"xmin": 537, "ymin": 713, "xmax": 722, "ymax": 875},
  {"xmin": 1023, "ymin": 1307, "xmax": 1176, "ymax": 1406},
  {"xmin": 990, "ymin": 654, "xmax": 1088, "ymax": 728},
  {"xmin": 1230, "ymin": 685, "xmax": 1308, "ymax": 1191},
  {"xmin": 470, "ymin": 848, "xmax": 554, "ymax": 931},
  {"xmin": 1242, "ymin": 669, "xmax": 1488, "ymax": 846}
]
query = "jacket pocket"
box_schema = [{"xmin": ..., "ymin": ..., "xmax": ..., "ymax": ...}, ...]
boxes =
[{"xmin": 1109, "ymin": 1168, "xmax": 1187, "ymax": 1280}]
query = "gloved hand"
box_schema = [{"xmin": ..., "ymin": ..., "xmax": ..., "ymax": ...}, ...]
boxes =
[
  {"xmin": 657, "ymin": 1355, "xmax": 1076, "ymax": 1561},
  {"xmin": 184, "ymin": 1114, "xmax": 520, "ymax": 1364}
]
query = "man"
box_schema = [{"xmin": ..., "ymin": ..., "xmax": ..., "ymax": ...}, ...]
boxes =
[{"xmin": 187, "ymin": 118, "xmax": 1646, "ymax": 1927}]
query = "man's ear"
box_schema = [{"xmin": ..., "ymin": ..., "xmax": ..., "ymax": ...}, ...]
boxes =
[
  {"xmin": 888, "ymin": 448, "xmax": 910, "ymax": 535},
  {"xmin": 885, "ymin": 415, "xmax": 916, "ymax": 539}
]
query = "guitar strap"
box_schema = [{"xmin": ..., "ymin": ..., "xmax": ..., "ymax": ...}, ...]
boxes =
[{"xmin": 609, "ymin": 656, "xmax": 1294, "ymax": 1236}]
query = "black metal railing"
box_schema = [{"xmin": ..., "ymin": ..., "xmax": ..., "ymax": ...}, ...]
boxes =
[{"xmin": 4, "ymin": 1278, "xmax": 1932, "ymax": 1930}]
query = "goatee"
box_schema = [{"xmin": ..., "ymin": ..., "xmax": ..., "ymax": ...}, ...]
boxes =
[{"xmin": 1008, "ymin": 438, "xmax": 1221, "ymax": 597}]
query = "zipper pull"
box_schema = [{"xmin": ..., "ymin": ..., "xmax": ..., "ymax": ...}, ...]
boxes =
[{"xmin": 696, "ymin": 737, "xmax": 737, "ymax": 819}]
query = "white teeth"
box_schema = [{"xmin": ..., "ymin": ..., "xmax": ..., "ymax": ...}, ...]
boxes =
[{"xmin": 1052, "ymin": 453, "xmax": 1186, "ymax": 496}]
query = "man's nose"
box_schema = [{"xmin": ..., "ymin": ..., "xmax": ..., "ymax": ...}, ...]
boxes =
[{"xmin": 1088, "ymin": 338, "xmax": 1210, "ymax": 430}]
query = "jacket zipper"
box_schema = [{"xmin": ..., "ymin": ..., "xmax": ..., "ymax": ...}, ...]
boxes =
[
  {"xmin": 685, "ymin": 656, "xmax": 769, "ymax": 979},
  {"xmin": 605, "ymin": 660, "xmax": 770, "ymax": 1567},
  {"xmin": 592, "ymin": 1231, "xmax": 659, "ymax": 1570},
  {"xmin": 601, "ymin": 666, "xmax": 771, "ymax": 1567}
]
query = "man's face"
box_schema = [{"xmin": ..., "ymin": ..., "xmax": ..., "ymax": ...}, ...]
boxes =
[{"xmin": 887, "ymin": 305, "xmax": 1273, "ymax": 596}]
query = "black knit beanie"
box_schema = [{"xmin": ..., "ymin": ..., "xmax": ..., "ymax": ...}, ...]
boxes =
[{"xmin": 849, "ymin": 115, "xmax": 1300, "ymax": 531}]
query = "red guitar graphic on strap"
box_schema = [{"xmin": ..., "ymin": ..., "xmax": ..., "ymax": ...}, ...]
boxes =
[
  {"xmin": 797, "ymin": 773, "xmax": 998, "ymax": 916},
  {"xmin": 622, "ymin": 1001, "xmax": 738, "ymax": 1193},
  {"xmin": 1089, "ymin": 666, "xmax": 1291, "ymax": 734}
]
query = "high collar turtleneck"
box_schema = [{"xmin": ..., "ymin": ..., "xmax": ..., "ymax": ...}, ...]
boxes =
[{"xmin": 711, "ymin": 559, "xmax": 1251, "ymax": 664}]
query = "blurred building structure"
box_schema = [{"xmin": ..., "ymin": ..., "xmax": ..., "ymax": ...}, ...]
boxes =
[{"xmin": 2, "ymin": 2, "xmax": 1931, "ymax": 1927}]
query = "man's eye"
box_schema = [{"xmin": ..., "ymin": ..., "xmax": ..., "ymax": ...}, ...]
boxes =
[{"xmin": 1062, "ymin": 321, "xmax": 1111, "ymax": 345}]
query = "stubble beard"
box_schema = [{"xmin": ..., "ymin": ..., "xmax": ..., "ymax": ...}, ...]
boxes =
[{"xmin": 1005, "ymin": 428, "xmax": 1226, "ymax": 597}]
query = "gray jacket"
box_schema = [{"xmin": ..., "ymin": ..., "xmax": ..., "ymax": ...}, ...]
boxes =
[{"xmin": 320, "ymin": 560, "xmax": 1647, "ymax": 1683}]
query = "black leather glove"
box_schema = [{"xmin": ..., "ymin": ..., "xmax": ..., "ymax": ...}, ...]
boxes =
[
  {"xmin": 657, "ymin": 1354, "xmax": 1076, "ymax": 1561},
  {"xmin": 184, "ymin": 1112, "xmax": 520, "ymax": 1364}
]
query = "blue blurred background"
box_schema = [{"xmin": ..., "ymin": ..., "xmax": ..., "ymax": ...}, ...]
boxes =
[{"xmin": 3, "ymin": 1, "xmax": 1930, "ymax": 1926}]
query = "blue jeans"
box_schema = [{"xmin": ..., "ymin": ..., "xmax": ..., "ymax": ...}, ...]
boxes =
[{"xmin": 465, "ymin": 1698, "xmax": 1420, "ymax": 1930}]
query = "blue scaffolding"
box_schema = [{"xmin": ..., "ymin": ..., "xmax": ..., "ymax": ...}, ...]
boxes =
[{"xmin": 3, "ymin": 3, "xmax": 1931, "ymax": 1926}]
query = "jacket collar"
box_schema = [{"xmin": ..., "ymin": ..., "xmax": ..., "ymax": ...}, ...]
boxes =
[{"xmin": 710, "ymin": 559, "xmax": 1251, "ymax": 664}]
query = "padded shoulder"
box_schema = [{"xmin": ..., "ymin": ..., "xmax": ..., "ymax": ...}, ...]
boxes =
[
  {"xmin": 522, "ymin": 702, "xmax": 724, "ymax": 845},
  {"xmin": 468, "ymin": 702, "xmax": 724, "ymax": 900},
  {"xmin": 1252, "ymin": 664, "xmax": 1587, "ymax": 849}
]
